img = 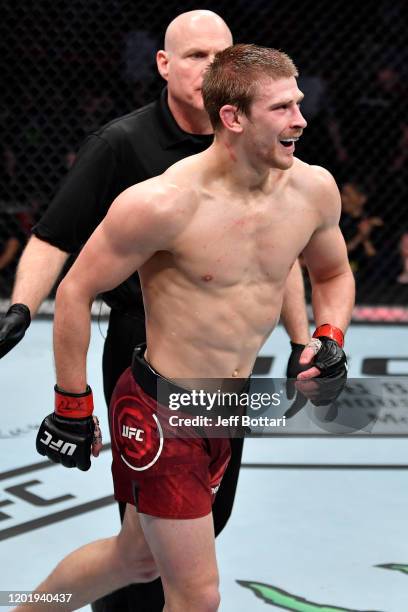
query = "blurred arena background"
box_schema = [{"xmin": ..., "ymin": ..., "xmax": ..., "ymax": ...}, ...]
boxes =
[{"xmin": 0, "ymin": 0, "xmax": 407, "ymax": 317}]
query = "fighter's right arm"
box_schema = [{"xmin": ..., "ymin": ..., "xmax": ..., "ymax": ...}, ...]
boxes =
[
  {"xmin": 37, "ymin": 182, "xmax": 180, "ymax": 472},
  {"xmin": 37, "ymin": 181, "xmax": 186, "ymax": 471},
  {"xmin": 54, "ymin": 180, "xmax": 184, "ymax": 393}
]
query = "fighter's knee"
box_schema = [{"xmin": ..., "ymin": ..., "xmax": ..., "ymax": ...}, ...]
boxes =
[
  {"xmin": 167, "ymin": 585, "xmax": 220, "ymax": 612},
  {"xmin": 199, "ymin": 586, "xmax": 220, "ymax": 612}
]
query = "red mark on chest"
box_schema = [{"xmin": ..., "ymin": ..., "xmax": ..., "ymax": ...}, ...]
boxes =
[{"xmin": 201, "ymin": 274, "xmax": 213, "ymax": 282}]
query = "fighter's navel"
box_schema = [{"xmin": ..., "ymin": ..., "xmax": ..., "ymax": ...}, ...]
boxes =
[{"xmin": 232, "ymin": 369, "xmax": 239, "ymax": 378}]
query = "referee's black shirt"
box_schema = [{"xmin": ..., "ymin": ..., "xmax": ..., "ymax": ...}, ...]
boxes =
[{"xmin": 33, "ymin": 89, "xmax": 213, "ymax": 316}]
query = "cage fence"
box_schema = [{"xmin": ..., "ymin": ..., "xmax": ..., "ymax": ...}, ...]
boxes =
[{"xmin": 0, "ymin": 0, "xmax": 407, "ymax": 319}]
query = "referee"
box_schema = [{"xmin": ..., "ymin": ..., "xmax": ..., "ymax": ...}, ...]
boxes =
[{"xmin": 0, "ymin": 10, "xmax": 310, "ymax": 612}]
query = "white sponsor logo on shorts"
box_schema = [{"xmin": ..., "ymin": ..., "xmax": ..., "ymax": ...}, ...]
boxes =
[
  {"xmin": 119, "ymin": 414, "xmax": 164, "ymax": 472},
  {"xmin": 211, "ymin": 484, "xmax": 220, "ymax": 495},
  {"xmin": 121, "ymin": 424, "xmax": 144, "ymax": 442}
]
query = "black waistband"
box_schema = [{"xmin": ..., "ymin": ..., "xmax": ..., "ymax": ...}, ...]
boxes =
[
  {"xmin": 131, "ymin": 344, "xmax": 192, "ymax": 401},
  {"xmin": 131, "ymin": 344, "xmax": 250, "ymax": 407}
]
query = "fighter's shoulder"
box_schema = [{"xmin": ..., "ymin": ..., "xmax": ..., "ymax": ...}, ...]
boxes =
[
  {"xmin": 106, "ymin": 176, "xmax": 196, "ymax": 241},
  {"xmin": 292, "ymin": 159, "xmax": 338, "ymax": 194},
  {"xmin": 292, "ymin": 159, "xmax": 341, "ymax": 215}
]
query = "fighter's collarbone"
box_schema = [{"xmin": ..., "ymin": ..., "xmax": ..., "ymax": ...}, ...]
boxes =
[{"xmin": 175, "ymin": 203, "xmax": 312, "ymax": 253}]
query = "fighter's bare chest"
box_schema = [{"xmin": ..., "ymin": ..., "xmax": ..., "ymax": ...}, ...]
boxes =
[{"xmin": 172, "ymin": 198, "xmax": 316, "ymax": 285}]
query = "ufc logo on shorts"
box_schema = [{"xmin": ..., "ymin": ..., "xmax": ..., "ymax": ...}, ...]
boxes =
[
  {"xmin": 122, "ymin": 425, "xmax": 144, "ymax": 442},
  {"xmin": 39, "ymin": 431, "xmax": 77, "ymax": 456}
]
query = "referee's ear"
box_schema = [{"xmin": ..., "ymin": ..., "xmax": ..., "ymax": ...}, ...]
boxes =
[{"xmin": 157, "ymin": 50, "xmax": 170, "ymax": 81}]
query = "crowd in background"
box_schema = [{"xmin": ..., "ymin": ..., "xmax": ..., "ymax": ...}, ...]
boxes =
[{"xmin": 0, "ymin": 0, "xmax": 407, "ymax": 303}]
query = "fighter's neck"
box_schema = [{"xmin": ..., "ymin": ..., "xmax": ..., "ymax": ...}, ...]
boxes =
[
  {"xmin": 203, "ymin": 139, "xmax": 287, "ymax": 193},
  {"xmin": 167, "ymin": 94, "xmax": 214, "ymax": 135}
]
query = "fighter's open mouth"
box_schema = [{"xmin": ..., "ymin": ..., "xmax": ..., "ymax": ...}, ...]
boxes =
[{"xmin": 279, "ymin": 138, "xmax": 299, "ymax": 147}]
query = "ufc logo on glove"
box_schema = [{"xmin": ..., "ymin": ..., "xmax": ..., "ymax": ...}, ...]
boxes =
[
  {"xmin": 36, "ymin": 386, "xmax": 97, "ymax": 471},
  {"xmin": 39, "ymin": 431, "xmax": 77, "ymax": 456}
]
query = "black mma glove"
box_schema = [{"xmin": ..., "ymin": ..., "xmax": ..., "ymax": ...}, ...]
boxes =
[
  {"xmin": 36, "ymin": 386, "xmax": 102, "ymax": 471},
  {"xmin": 0, "ymin": 304, "xmax": 31, "ymax": 359},
  {"xmin": 285, "ymin": 341, "xmax": 308, "ymax": 399},
  {"xmin": 284, "ymin": 341, "xmax": 311, "ymax": 418},
  {"xmin": 296, "ymin": 324, "xmax": 348, "ymax": 406}
]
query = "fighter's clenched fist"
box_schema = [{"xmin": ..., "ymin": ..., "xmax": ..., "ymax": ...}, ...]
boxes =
[
  {"xmin": 296, "ymin": 324, "xmax": 348, "ymax": 405},
  {"xmin": 36, "ymin": 386, "xmax": 102, "ymax": 471}
]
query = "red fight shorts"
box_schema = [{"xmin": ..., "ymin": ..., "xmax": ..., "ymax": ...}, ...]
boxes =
[{"xmin": 109, "ymin": 348, "xmax": 232, "ymax": 519}]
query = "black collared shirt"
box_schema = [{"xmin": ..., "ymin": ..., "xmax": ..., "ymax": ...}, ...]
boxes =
[{"xmin": 33, "ymin": 89, "xmax": 213, "ymax": 315}]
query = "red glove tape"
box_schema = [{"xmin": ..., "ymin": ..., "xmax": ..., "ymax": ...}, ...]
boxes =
[
  {"xmin": 313, "ymin": 324, "xmax": 344, "ymax": 348},
  {"xmin": 54, "ymin": 385, "xmax": 94, "ymax": 419}
]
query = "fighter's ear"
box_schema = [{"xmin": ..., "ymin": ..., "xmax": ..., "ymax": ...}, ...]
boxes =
[
  {"xmin": 156, "ymin": 50, "xmax": 169, "ymax": 81},
  {"xmin": 219, "ymin": 105, "xmax": 244, "ymax": 133}
]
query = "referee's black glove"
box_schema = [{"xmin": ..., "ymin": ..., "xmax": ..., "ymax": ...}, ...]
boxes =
[{"xmin": 0, "ymin": 304, "xmax": 31, "ymax": 359}]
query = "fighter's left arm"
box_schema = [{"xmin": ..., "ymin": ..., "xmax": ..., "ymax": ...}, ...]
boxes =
[
  {"xmin": 298, "ymin": 167, "xmax": 354, "ymax": 381},
  {"xmin": 303, "ymin": 167, "xmax": 354, "ymax": 332}
]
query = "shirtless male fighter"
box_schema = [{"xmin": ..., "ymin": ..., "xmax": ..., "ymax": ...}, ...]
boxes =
[
  {"xmin": 18, "ymin": 44, "xmax": 354, "ymax": 612},
  {"xmin": 2, "ymin": 14, "xmax": 309, "ymax": 609}
]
